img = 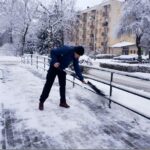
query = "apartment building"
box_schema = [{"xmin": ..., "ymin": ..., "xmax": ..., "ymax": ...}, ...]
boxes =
[{"xmin": 74, "ymin": 0, "xmax": 137, "ymax": 55}]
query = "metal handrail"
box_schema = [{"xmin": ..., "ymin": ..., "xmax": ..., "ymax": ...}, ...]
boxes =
[
  {"xmin": 21, "ymin": 54, "xmax": 150, "ymax": 120},
  {"xmin": 80, "ymin": 64, "xmax": 150, "ymax": 81}
]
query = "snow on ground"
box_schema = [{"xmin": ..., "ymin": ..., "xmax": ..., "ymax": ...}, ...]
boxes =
[
  {"xmin": 88, "ymin": 66, "xmax": 150, "ymax": 80},
  {"xmin": 66, "ymin": 72, "xmax": 150, "ymax": 118},
  {"xmin": 93, "ymin": 58, "xmax": 150, "ymax": 67},
  {"xmin": 91, "ymin": 58, "xmax": 150, "ymax": 80},
  {"xmin": 0, "ymin": 56, "xmax": 21, "ymax": 64},
  {"xmin": 84, "ymin": 79, "xmax": 150, "ymax": 117},
  {"xmin": 0, "ymin": 44, "xmax": 16, "ymax": 56},
  {"xmin": 0, "ymin": 69, "xmax": 2, "ymax": 79},
  {"xmin": 130, "ymin": 72, "xmax": 150, "ymax": 80},
  {"xmin": 0, "ymin": 58, "xmax": 150, "ymax": 149}
]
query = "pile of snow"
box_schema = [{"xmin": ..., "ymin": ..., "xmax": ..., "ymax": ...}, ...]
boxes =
[
  {"xmin": 0, "ymin": 43, "xmax": 16, "ymax": 56},
  {"xmin": 111, "ymin": 41, "xmax": 135, "ymax": 48},
  {"xmin": 114, "ymin": 55, "xmax": 149, "ymax": 61},
  {"xmin": 142, "ymin": 55, "xmax": 149, "ymax": 60},
  {"xmin": 79, "ymin": 55, "xmax": 93, "ymax": 65},
  {"xmin": 131, "ymin": 72, "xmax": 150, "ymax": 80},
  {"xmin": 0, "ymin": 56, "xmax": 21, "ymax": 64},
  {"xmin": 92, "ymin": 59, "xmax": 112, "ymax": 67},
  {"xmin": 96, "ymin": 54, "xmax": 116, "ymax": 59},
  {"xmin": 114, "ymin": 54, "xmax": 138, "ymax": 60}
]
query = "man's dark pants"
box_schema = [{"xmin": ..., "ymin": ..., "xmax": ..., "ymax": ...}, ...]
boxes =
[{"xmin": 40, "ymin": 65, "xmax": 66, "ymax": 104}]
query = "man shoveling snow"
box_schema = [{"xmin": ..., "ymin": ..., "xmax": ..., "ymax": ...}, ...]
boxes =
[{"xmin": 39, "ymin": 45, "xmax": 85, "ymax": 110}]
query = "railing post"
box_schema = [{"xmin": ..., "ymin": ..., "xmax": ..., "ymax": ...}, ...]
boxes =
[
  {"xmin": 44, "ymin": 57, "xmax": 46, "ymax": 71},
  {"xmin": 24, "ymin": 56, "xmax": 25, "ymax": 64},
  {"xmin": 27, "ymin": 56, "xmax": 29, "ymax": 64},
  {"xmin": 21, "ymin": 56, "xmax": 23, "ymax": 63},
  {"xmin": 110, "ymin": 72, "xmax": 113, "ymax": 96},
  {"xmin": 31, "ymin": 54, "xmax": 33, "ymax": 66},
  {"xmin": 37, "ymin": 56, "xmax": 38, "ymax": 69},
  {"xmin": 73, "ymin": 76, "xmax": 75, "ymax": 87},
  {"xmin": 109, "ymin": 72, "xmax": 114, "ymax": 108}
]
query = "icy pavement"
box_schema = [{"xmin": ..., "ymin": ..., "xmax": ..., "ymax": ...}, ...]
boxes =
[
  {"xmin": 0, "ymin": 70, "xmax": 2, "ymax": 80},
  {"xmin": 0, "ymin": 63, "xmax": 150, "ymax": 149}
]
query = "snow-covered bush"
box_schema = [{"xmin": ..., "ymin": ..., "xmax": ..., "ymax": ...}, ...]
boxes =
[
  {"xmin": 114, "ymin": 54, "xmax": 149, "ymax": 63},
  {"xmin": 79, "ymin": 55, "xmax": 93, "ymax": 66},
  {"xmin": 113, "ymin": 55, "xmax": 138, "ymax": 61},
  {"xmin": 100, "ymin": 62, "xmax": 150, "ymax": 73},
  {"xmin": 96, "ymin": 54, "xmax": 117, "ymax": 59}
]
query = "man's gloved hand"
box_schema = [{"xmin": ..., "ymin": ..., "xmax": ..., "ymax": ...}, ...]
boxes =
[
  {"xmin": 54, "ymin": 62, "xmax": 60, "ymax": 68},
  {"xmin": 82, "ymin": 79, "xmax": 88, "ymax": 84}
]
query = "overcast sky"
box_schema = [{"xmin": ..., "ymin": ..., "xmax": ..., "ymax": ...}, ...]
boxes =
[
  {"xmin": 76, "ymin": 0, "xmax": 103, "ymax": 10},
  {"xmin": 42, "ymin": 0, "xmax": 104, "ymax": 10}
]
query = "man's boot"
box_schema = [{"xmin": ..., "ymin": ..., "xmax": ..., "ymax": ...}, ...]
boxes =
[
  {"xmin": 39, "ymin": 102, "xmax": 44, "ymax": 110},
  {"xmin": 59, "ymin": 100, "xmax": 70, "ymax": 108}
]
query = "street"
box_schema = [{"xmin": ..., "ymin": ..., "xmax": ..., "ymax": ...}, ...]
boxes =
[{"xmin": 88, "ymin": 69, "xmax": 150, "ymax": 93}]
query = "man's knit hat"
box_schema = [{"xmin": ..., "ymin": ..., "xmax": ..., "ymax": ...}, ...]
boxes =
[{"xmin": 74, "ymin": 46, "xmax": 84, "ymax": 56}]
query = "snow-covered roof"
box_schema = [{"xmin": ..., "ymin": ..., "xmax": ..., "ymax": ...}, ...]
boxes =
[
  {"xmin": 80, "ymin": 0, "xmax": 124, "ymax": 13},
  {"xmin": 80, "ymin": 4, "xmax": 102, "ymax": 13},
  {"xmin": 110, "ymin": 41, "xmax": 135, "ymax": 48}
]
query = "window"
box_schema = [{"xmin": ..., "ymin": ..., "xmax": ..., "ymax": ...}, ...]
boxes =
[{"xmin": 102, "ymin": 21, "xmax": 108, "ymax": 26}]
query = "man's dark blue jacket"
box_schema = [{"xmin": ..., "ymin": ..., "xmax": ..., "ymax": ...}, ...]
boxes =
[{"xmin": 50, "ymin": 45, "xmax": 84, "ymax": 81}]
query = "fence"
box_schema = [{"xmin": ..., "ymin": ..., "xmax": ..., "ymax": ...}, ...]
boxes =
[{"xmin": 22, "ymin": 54, "xmax": 150, "ymax": 120}]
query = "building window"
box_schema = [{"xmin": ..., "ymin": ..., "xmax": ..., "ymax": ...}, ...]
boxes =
[
  {"xmin": 101, "ymin": 32, "xmax": 105, "ymax": 36},
  {"xmin": 122, "ymin": 47, "xmax": 129, "ymax": 55},
  {"xmin": 102, "ymin": 21, "xmax": 108, "ymax": 26}
]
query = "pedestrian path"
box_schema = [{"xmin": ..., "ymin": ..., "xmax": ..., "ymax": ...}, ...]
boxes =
[{"xmin": 0, "ymin": 63, "xmax": 150, "ymax": 149}]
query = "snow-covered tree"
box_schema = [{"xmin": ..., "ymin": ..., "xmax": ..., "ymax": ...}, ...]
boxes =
[
  {"xmin": 36, "ymin": 0, "xmax": 76, "ymax": 54},
  {"xmin": 117, "ymin": 0, "xmax": 150, "ymax": 61},
  {"xmin": 0, "ymin": 0, "xmax": 39, "ymax": 55},
  {"xmin": 0, "ymin": 0, "xmax": 76, "ymax": 55}
]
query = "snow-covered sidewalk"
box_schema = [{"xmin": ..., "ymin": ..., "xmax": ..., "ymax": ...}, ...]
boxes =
[
  {"xmin": 0, "ymin": 56, "xmax": 21, "ymax": 64},
  {"xmin": 0, "ymin": 63, "xmax": 150, "ymax": 149}
]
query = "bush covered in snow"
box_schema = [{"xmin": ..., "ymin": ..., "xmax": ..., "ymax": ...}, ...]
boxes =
[
  {"xmin": 113, "ymin": 54, "xmax": 149, "ymax": 63},
  {"xmin": 96, "ymin": 54, "xmax": 117, "ymax": 59},
  {"xmin": 68, "ymin": 55, "xmax": 92, "ymax": 74},
  {"xmin": 114, "ymin": 55, "xmax": 138, "ymax": 60},
  {"xmin": 79, "ymin": 55, "xmax": 93, "ymax": 66},
  {"xmin": 100, "ymin": 63, "xmax": 150, "ymax": 73}
]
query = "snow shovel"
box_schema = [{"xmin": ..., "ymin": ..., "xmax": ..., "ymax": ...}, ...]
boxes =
[
  {"xmin": 64, "ymin": 69, "xmax": 106, "ymax": 97},
  {"xmin": 86, "ymin": 81, "xmax": 106, "ymax": 97}
]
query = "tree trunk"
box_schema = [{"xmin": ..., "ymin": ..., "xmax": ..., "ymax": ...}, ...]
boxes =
[
  {"xmin": 10, "ymin": 28, "xmax": 13, "ymax": 43},
  {"xmin": 21, "ymin": 25, "xmax": 29, "ymax": 55},
  {"xmin": 136, "ymin": 35, "xmax": 142, "ymax": 62}
]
